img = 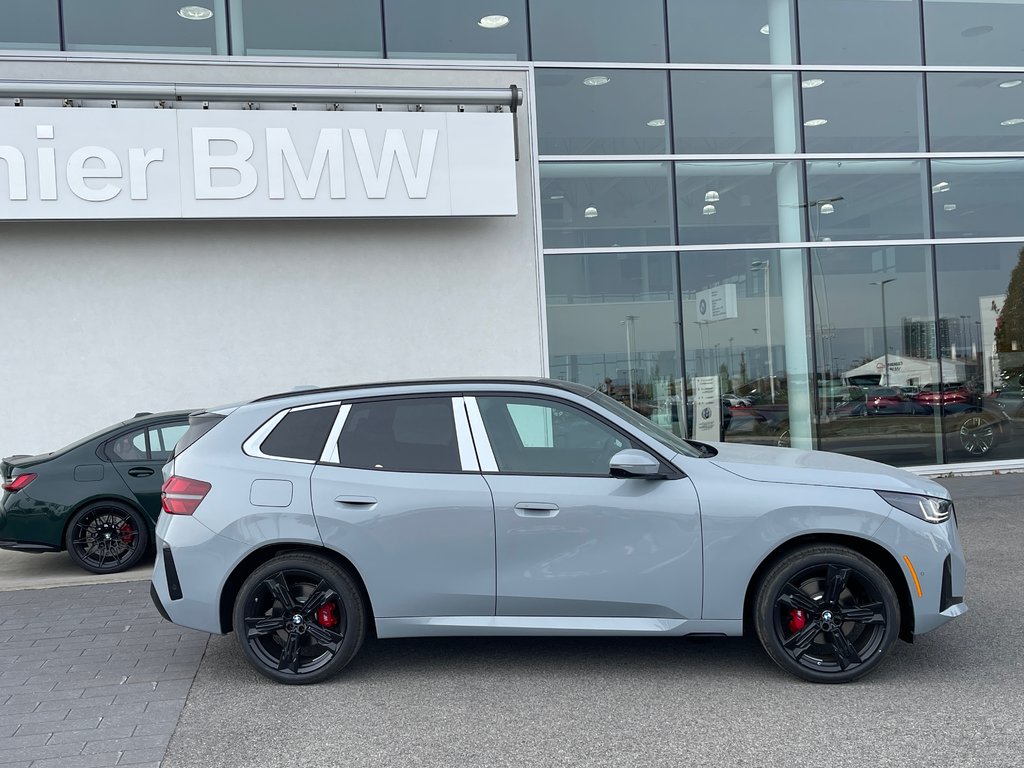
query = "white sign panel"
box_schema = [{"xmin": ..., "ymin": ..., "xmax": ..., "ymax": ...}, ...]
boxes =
[
  {"xmin": 692, "ymin": 375, "xmax": 721, "ymax": 443},
  {"xmin": 695, "ymin": 284, "xmax": 738, "ymax": 322},
  {"xmin": 0, "ymin": 107, "xmax": 517, "ymax": 220}
]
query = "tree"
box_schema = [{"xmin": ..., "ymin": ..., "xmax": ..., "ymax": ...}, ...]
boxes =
[{"xmin": 995, "ymin": 246, "xmax": 1024, "ymax": 354}]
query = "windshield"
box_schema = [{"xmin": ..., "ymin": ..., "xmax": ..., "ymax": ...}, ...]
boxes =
[{"xmin": 583, "ymin": 388, "xmax": 703, "ymax": 458}]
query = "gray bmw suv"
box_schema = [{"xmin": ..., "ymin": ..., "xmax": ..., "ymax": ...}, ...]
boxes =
[{"xmin": 151, "ymin": 378, "xmax": 967, "ymax": 685}]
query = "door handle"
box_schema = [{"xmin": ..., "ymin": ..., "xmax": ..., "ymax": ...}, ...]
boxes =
[
  {"xmin": 127, "ymin": 467, "xmax": 154, "ymax": 478},
  {"xmin": 514, "ymin": 502, "xmax": 559, "ymax": 518},
  {"xmin": 334, "ymin": 495, "xmax": 378, "ymax": 506}
]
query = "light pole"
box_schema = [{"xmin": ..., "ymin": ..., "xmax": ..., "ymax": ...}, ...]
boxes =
[
  {"xmin": 621, "ymin": 315, "xmax": 638, "ymax": 409},
  {"xmin": 752, "ymin": 261, "xmax": 775, "ymax": 403},
  {"xmin": 870, "ymin": 278, "xmax": 896, "ymax": 386}
]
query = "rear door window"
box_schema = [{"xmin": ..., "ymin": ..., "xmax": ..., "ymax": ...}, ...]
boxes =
[{"xmin": 337, "ymin": 398, "xmax": 461, "ymax": 472}]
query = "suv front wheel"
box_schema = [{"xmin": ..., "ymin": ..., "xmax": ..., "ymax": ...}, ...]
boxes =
[{"xmin": 233, "ymin": 552, "xmax": 367, "ymax": 685}]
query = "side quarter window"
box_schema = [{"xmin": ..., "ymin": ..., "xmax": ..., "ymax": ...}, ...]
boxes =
[{"xmin": 107, "ymin": 429, "xmax": 148, "ymax": 462}]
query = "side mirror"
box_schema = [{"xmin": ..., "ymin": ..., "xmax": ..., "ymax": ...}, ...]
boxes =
[{"xmin": 609, "ymin": 449, "xmax": 663, "ymax": 479}]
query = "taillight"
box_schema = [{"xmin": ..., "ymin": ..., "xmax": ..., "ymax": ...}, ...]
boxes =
[
  {"xmin": 161, "ymin": 475, "xmax": 212, "ymax": 515},
  {"xmin": 2, "ymin": 473, "xmax": 37, "ymax": 492}
]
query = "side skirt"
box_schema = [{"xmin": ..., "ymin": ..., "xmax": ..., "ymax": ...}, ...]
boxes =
[{"xmin": 375, "ymin": 616, "xmax": 743, "ymax": 639}]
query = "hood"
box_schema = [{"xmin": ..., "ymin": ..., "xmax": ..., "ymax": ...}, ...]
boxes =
[{"xmin": 706, "ymin": 442, "xmax": 950, "ymax": 499}]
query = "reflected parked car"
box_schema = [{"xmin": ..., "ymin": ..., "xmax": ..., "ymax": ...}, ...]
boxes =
[
  {"xmin": 0, "ymin": 410, "xmax": 193, "ymax": 573},
  {"xmin": 152, "ymin": 378, "xmax": 966, "ymax": 686},
  {"xmin": 914, "ymin": 383, "xmax": 980, "ymax": 407}
]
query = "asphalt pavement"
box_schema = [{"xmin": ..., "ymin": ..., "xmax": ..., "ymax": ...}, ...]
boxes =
[{"xmin": 2, "ymin": 473, "xmax": 1023, "ymax": 767}]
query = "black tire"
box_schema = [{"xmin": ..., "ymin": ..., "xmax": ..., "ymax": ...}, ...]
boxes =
[
  {"xmin": 957, "ymin": 415, "xmax": 996, "ymax": 457},
  {"xmin": 65, "ymin": 501, "xmax": 150, "ymax": 574},
  {"xmin": 233, "ymin": 552, "xmax": 366, "ymax": 685},
  {"xmin": 754, "ymin": 544, "xmax": 900, "ymax": 683}
]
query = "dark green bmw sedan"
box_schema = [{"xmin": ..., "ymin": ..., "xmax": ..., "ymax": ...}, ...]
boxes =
[{"xmin": 1, "ymin": 410, "xmax": 193, "ymax": 574}]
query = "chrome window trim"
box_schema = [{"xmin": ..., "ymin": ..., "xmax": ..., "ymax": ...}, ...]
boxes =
[
  {"xmin": 543, "ymin": 236, "xmax": 1024, "ymax": 255},
  {"xmin": 540, "ymin": 153, "xmax": 1024, "ymax": 162},
  {"xmin": 320, "ymin": 403, "xmax": 352, "ymax": 464},
  {"xmin": 452, "ymin": 397, "xmax": 480, "ymax": 472},
  {"xmin": 242, "ymin": 401, "xmax": 341, "ymax": 464},
  {"xmin": 463, "ymin": 397, "xmax": 498, "ymax": 473}
]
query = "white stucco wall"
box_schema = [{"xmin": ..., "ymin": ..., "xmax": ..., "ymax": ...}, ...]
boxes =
[{"xmin": 0, "ymin": 56, "xmax": 543, "ymax": 457}]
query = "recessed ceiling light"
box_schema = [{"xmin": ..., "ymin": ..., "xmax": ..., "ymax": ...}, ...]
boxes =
[
  {"xmin": 961, "ymin": 25, "xmax": 993, "ymax": 37},
  {"xmin": 932, "ymin": 181, "xmax": 950, "ymax": 193},
  {"xmin": 583, "ymin": 76, "xmax": 611, "ymax": 87},
  {"xmin": 177, "ymin": 5, "xmax": 212, "ymax": 20},
  {"xmin": 584, "ymin": 206, "xmax": 599, "ymax": 218},
  {"xmin": 802, "ymin": 78, "xmax": 825, "ymax": 89},
  {"xmin": 478, "ymin": 14, "xmax": 510, "ymax": 29},
  {"xmin": 944, "ymin": 204, "xmax": 957, "ymax": 211},
  {"xmin": 999, "ymin": 80, "xmax": 1023, "ymax": 89},
  {"xmin": 804, "ymin": 118, "xmax": 828, "ymax": 127},
  {"xmin": 819, "ymin": 202, "xmax": 835, "ymax": 215},
  {"xmin": 1001, "ymin": 118, "xmax": 1024, "ymax": 126},
  {"xmin": 705, "ymin": 190, "xmax": 720, "ymax": 203},
  {"xmin": 703, "ymin": 204, "xmax": 717, "ymax": 216},
  {"xmin": 646, "ymin": 118, "xmax": 666, "ymax": 127},
  {"xmin": 759, "ymin": 24, "xmax": 770, "ymax": 35}
]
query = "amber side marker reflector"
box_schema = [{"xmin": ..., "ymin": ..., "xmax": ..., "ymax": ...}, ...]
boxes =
[{"xmin": 903, "ymin": 555, "xmax": 923, "ymax": 598}]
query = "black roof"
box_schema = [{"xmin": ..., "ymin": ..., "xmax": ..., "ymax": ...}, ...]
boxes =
[{"xmin": 252, "ymin": 377, "xmax": 591, "ymax": 404}]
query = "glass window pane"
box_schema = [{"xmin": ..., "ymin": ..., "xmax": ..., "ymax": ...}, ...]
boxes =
[
  {"xmin": 680, "ymin": 250, "xmax": 811, "ymax": 447},
  {"xmin": 801, "ymin": 73, "xmax": 924, "ymax": 153},
  {"xmin": 667, "ymin": 0, "xmax": 796, "ymax": 65},
  {"xmin": 260, "ymin": 405, "xmax": 339, "ymax": 462},
  {"xmin": 936, "ymin": 242, "xmax": 1024, "ymax": 463},
  {"xmin": 811, "ymin": 246, "xmax": 941, "ymax": 466},
  {"xmin": 806, "ymin": 161, "xmax": 928, "ymax": 241},
  {"xmin": 228, "ymin": 0, "xmax": 381, "ymax": 57},
  {"xmin": 477, "ymin": 397, "xmax": 630, "ymax": 475},
  {"xmin": 64, "ymin": 0, "xmax": 227, "ymax": 54},
  {"xmin": 536, "ymin": 69, "xmax": 669, "ymax": 155},
  {"xmin": 338, "ymin": 399, "xmax": 460, "ymax": 473},
  {"xmin": 676, "ymin": 161, "xmax": 805, "ymax": 245},
  {"xmin": 672, "ymin": 72, "xmax": 798, "ymax": 155},
  {"xmin": 109, "ymin": 429, "xmax": 149, "ymax": 461},
  {"xmin": 929, "ymin": 74, "xmax": 1024, "ymax": 152},
  {"xmin": 540, "ymin": 163, "xmax": 673, "ymax": 249},
  {"xmin": 799, "ymin": 0, "xmax": 921, "ymax": 64},
  {"xmin": 384, "ymin": 0, "xmax": 526, "ymax": 60},
  {"xmin": 546, "ymin": 252, "xmax": 683, "ymax": 435},
  {"xmin": 932, "ymin": 159, "xmax": 1024, "ymax": 239},
  {"xmin": 924, "ymin": 0, "xmax": 1024, "ymax": 66},
  {"xmin": 530, "ymin": 0, "xmax": 665, "ymax": 63},
  {"xmin": 0, "ymin": 1, "xmax": 59, "ymax": 50}
]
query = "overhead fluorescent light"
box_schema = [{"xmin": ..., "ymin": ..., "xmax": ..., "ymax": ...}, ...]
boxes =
[
  {"xmin": 760, "ymin": 24, "xmax": 770, "ymax": 35},
  {"xmin": 932, "ymin": 181, "xmax": 950, "ymax": 193},
  {"xmin": 801, "ymin": 78, "xmax": 825, "ymax": 89},
  {"xmin": 177, "ymin": 5, "xmax": 213, "ymax": 20},
  {"xmin": 804, "ymin": 118, "xmax": 828, "ymax": 127},
  {"xmin": 944, "ymin": 204, "xmax": 957, "ymax": 211},
  {"xmin": 583, "ymin": 76, "xmax": 611, "ymax": 87},
  {"xmin": 1001, "ymin": 118, "xmax": 1024, "ymax": 126},
  {"xmin": 999, "ymin": 80, "xmax": 1023, "ymax": 89},
  {"xmin": 704, "ymin": 190, "xmax": 720, "ymax": 203},
  {"xmin": 584, "ymin": 206, "xmax": 599, "ymax": 218},
  {"xmin": 478, "ymin": 15, "xmax": 510, "ymax": 29},
  {"xmin": 703, "ymin": 204, "xmax": 717, "ymax": 216},
  {"xmin": 646, "ymin": 118, "xmax": 666, "ymax": 127}
]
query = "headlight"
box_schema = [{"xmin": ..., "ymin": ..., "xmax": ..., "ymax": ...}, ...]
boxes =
[{"xmin": 877, "ymin": 491, "xmax": 952, "ymax": 524}]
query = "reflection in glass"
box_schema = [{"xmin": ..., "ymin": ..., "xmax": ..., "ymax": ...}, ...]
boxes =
[
  {"xmin": 536, "ymin": 70, "xmax": 669, "ymax": 155},
  {"xmin": 679, "ymin": 250, "xmax": 809, "ymax": 447},
  {"xmin": 530, "ymin": 0, "xmax": 665, "ymax": 63},
  {"xmin": 667, "ymin": 0, "xmax": 795, "ymax": 65},
  {"xmin": 798, "ymin": 0, "xmax": 921, "ymax": 64},
  {"xmin": 546, "ymin": 252, "xmax": 683, "ymax": 435},
  {"xmin": 928, "ymin": 74, "xmax": 1024, "ymax": 152},
  {"xmin": 924, "ymin": 0, "xmax": 1024, "ymax": 66},
  {"xmin": 228, "ymin": 0, "xmax": 381, "ymax": 57},
  {"xmin": 810, "ymin": 246, "xmax": 941, "ymax": 465},
  {"xmin": 806, "ymin": 161, "xmax": 928, "ymax": 242},
  {"xmin": 676, "ymin": 162, "xmax": 804, "ymax": 245},
  {"xmin": 932, "ymin": 160, "xmax": 1024, "ymax": 239},
  {"xmin": 384, "ymin": 0, "xmax": 527, "ymax": 60},
  {"xmin": 0, "ymin": 1, "xmax": 59, "ymax": 50},
  {"xmin": 671, "ymin": 72, "xmax": 798, "ymax": 154},
  {"xmin": 64, "ymin": 0, "xmax": 227, "ymax": 54},
  {"xmin": 540, "ymin": 163, "xmax": 673, "ymax": 249},
  {"xmin": 801, "ymin": 73, "xmax": 924, "ymax": 153}
]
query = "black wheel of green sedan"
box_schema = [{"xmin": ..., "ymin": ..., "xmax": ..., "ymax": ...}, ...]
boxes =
[
  {"xmin": 754, "ymin": 545, "xmax": 900, "ymax": 683},
  {"xmin": 65, "ymin": 501, "xmax": 150, "ymax": 574},
  {"xmin": 234, "ymin": 553, "xmax": 367, "ymax": 685}
]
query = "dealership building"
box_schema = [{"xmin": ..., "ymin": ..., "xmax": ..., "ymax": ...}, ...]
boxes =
[{"xmin": 3, "ymin": 0, "xmax": 1024, "ymax": 473}]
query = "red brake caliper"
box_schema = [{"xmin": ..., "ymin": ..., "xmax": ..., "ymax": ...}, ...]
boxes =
[
  {"xmin": 788, "ymin": 609, "xmax": 807, "ymax": 634},
  {"xmin": 316, "ymin": 602, "xmax": 339, "ymax": 629},
  {"xmin": 119, "ymin": 523, "xmax": 135, "ymax": 545}
]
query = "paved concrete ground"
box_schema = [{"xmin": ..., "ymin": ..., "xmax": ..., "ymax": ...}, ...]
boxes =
[
  {"xmin": 0, "ymin": 550, "xmax": 153, "ymax": 592},
  {"xmin": 1, "ymin": 473, "xmax": 1022, "ymax": 767}
]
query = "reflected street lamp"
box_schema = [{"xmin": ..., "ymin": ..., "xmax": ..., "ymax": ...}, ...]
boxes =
[{"xmin": 870, "ymin": 278, "xmax": 896, "ymax": 385}]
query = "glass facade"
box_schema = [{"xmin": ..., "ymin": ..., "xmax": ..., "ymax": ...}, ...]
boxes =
[{"xmin": 6, "ymin": 0, "xmax": 1024, "ymax": 468}]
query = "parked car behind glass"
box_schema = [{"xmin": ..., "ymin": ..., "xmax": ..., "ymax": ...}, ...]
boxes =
[
  {"xmin": 1, "ymin": 411, "xmax": 193, "ymax": 573},
  {"xmin": 151, "ymin": 378, "xmax": 966, "ymax": 686}
]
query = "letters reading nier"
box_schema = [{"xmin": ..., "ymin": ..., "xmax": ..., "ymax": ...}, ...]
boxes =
[{"xmin": 0, "ymin": 124, "xmax": 440, "ymax": 202}]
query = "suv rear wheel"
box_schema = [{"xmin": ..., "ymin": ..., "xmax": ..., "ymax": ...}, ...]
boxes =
[{"xmin": 233, "ymin": 552, "xmax": 366, "ymax": 685}]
